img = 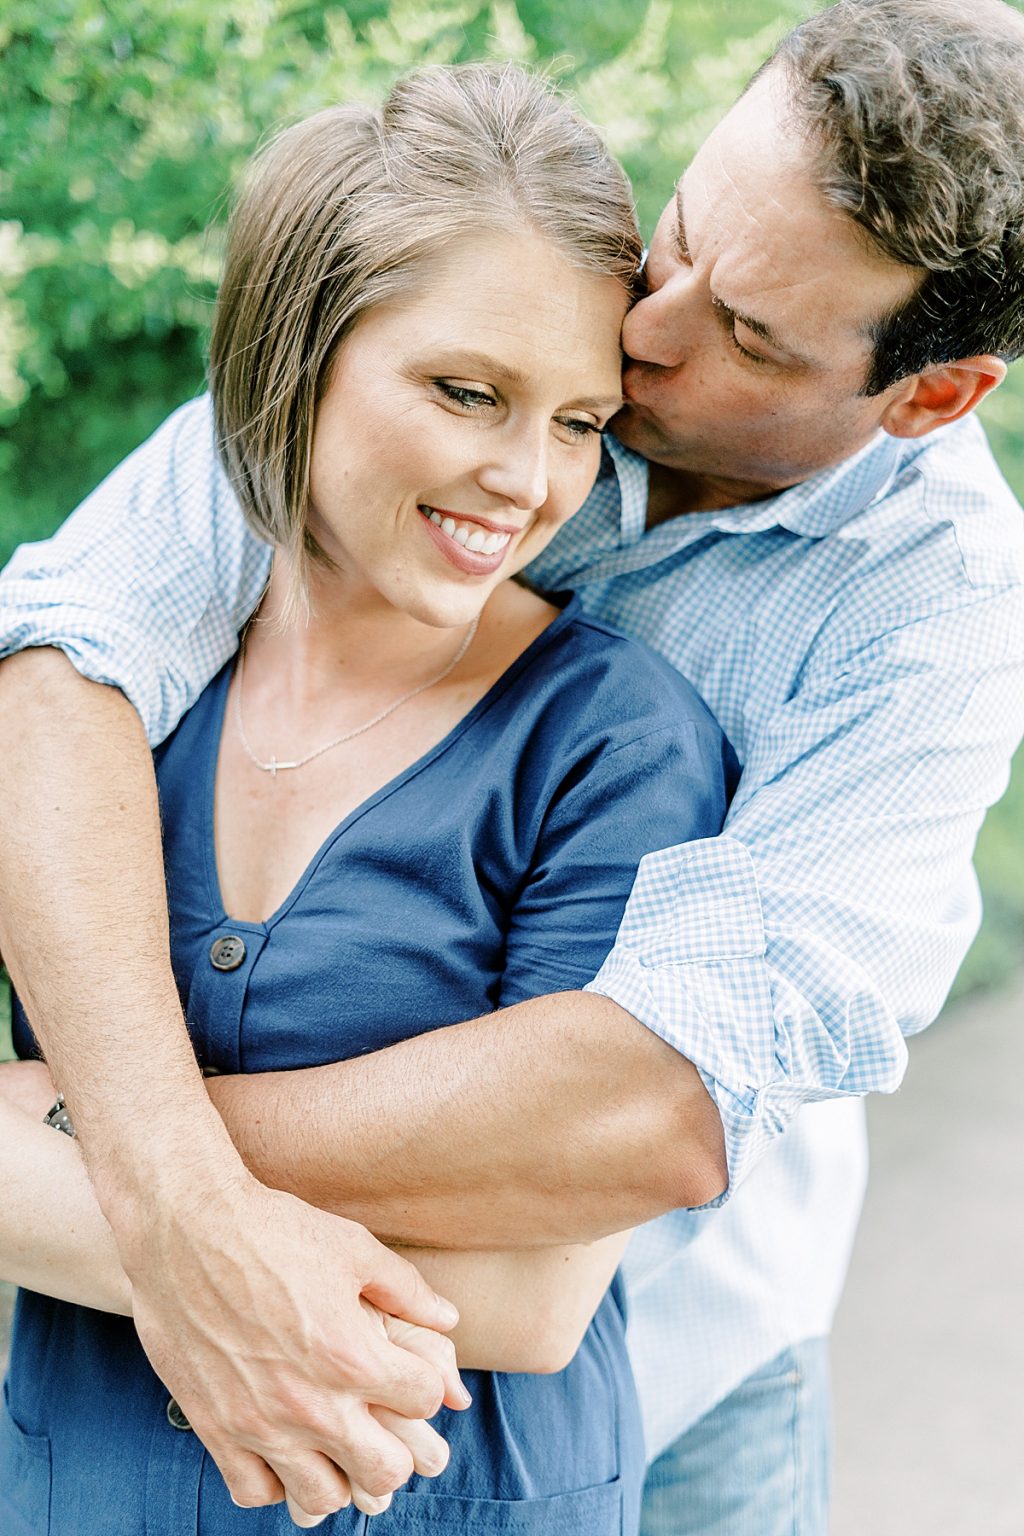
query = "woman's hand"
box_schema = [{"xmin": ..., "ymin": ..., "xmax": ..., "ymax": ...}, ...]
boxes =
[
  {"xmin": 285, "ymin": 1299, "xmax": 456, "ymax": 1526},
  {"xmin": 0, "ymin": 1056, "xmax": 56, "ymax": 1119}
]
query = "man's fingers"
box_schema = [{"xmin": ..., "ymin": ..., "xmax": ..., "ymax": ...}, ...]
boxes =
[
  {"xmin": 262, "ymin": 1451, "xmax": 355, "ymax": 1524},
  {"xmin": 206, "ymin": 1447, "xmax": 284, "ymax": 1509},
  {"xmin": 349, "ymin": 1483, "xmax": 394, "ymax": 1517},
  {"xmin": 360, "ymin": 1241, "xmax": 459, "ymax": 1333},
  {"xmin": 365, "ymin": 1334, "xmax": 452, "ymax": 1420},
  {"xmin": 305, "ymin": 1409, "xmax": 415, "ymax": 1500},
  {"xmin": 370, "ymin": 1405, "xmax": 450, "ymax": 1479},
  {"xmin": 284, "ymin": 1474, "xmax": 352, "ymax": 1530},
  {"xmin": 285, "ymin": 1493, "xmax": 329, "ymax": 1529}
]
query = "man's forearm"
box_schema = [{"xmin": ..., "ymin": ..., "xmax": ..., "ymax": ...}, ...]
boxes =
[
  {"xmin": 208, "ymin": 991, "xmax": 727, "ymax": 1248},
  {"xmin": 0, "ymin": 648, "xmax": 242, "ymax": 1223}
]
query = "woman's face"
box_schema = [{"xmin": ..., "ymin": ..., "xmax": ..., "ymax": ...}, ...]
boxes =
[{"xmin": 305, "ymin": 228, "xmax": 628, "ymax": 629}]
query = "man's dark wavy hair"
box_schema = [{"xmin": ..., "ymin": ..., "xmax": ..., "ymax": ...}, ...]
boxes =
[{"xmin": 763, "ymin": 0, "xmax": 1024, "ymax": 393}]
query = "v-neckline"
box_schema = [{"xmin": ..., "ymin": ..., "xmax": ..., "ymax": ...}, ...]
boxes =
[{"xmin": 202, "ymin": 594, "xmax": 581, "ymax": 932}]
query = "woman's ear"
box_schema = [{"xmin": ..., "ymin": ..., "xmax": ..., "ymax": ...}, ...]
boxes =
[{"xmin": 881, "ymin": 355, "xmax": 1007, "ymax": 439}]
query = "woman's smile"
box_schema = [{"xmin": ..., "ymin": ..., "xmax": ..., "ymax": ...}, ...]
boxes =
[
  {"xmin": 418, "ymin": 505, "xmax": 515, "ymax": 573},
  {"xmin": 304, "ymin": 227, "xmax": 628, "ymax": 631}
]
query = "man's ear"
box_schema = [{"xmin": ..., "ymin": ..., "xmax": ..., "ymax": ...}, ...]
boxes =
[{"xmin": 881, "ymin": 355, "xmax": 1007, "ymax": 439}]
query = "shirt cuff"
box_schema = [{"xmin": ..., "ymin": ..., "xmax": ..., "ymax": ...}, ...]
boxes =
[
  {"xmin": 0, "ymin": 596, "xmax": 176, "ymax": 745},
  {"xmin": 583, "ymin": 835, "xmax": 863, "ymax": 1199}
]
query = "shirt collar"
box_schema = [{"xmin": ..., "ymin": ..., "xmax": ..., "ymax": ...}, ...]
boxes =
[{"xmin": 604, "ymin": 428, "xmax": 907, "ymax": 550}]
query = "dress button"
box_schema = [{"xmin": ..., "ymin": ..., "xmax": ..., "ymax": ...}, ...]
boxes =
[
  {"xmin": 210, "ymin": 934, "xmax": 246, "ymax": 971},
  {"xmin": 166, "ymin": 1397, "xmax": 193, "ymax": 1432}
]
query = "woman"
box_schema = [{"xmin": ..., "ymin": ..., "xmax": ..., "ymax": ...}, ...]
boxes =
[{"xmin": 0, "ymin": 63, "xmax": 729, "ymax": 1534}]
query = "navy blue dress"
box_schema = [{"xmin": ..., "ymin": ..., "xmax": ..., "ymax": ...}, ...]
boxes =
[{"xmin": 3, "ymin": 596, "xmax": 732, "ymax": 1536}]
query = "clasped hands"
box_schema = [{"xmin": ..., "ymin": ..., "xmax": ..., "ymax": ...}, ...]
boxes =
[{"xmin": 0, "ymin": 1057, "xmax": 469, "ymax": 1527}]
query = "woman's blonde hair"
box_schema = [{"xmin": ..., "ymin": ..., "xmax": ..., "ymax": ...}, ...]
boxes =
[{"xmin": 209, "ymin": 62, "xmax": 641, "ymax": 617}]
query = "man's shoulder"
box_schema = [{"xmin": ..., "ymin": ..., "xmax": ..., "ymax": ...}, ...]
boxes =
[{"xmin": 839, "ymin": 416, "xmax": 1024, "ymax": 594}]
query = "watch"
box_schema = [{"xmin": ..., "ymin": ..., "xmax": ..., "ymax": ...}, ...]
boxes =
[{"xmin": 43, "ymin": 1094, "xmax": 77, "ymax": 1138}]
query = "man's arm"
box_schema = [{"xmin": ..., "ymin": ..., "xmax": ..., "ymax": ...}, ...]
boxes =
[
  {"xmin": 0, "ymin": 648, "xmax": 466, "ymax": 1516},
  {"xmin": 0, "ymin": 1058, "xmax": 628, "ymax": 1377},
  {"xmin": 201, "ymin": 579, "xmax": 1024, "ymax": 1239},
  {"xmin": 207, "ymin": 994, "xmax": 725, "ymax": 1247}
]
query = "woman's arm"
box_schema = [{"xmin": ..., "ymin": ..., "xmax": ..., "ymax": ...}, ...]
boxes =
[
  {"xmin": 0, "ymin": 1060, "xmax": 629, "ymax": 1372},
  {"xmin": 0, "ymin": 1073, "xmax": 131, "ymax": 1315},
  {"xmin": 394, "ymin": 1234, "xmax": 632, "ymax": 1374}
]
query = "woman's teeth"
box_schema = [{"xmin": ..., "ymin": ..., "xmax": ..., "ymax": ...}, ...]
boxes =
[{"xmin": 422, "ymin": 506, "xmax": 512, "ymax": 556}]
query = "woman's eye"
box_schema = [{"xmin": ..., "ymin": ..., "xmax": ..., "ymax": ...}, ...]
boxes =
[
  {"xmin": 435, "ymin": 381, "xmax": 496, "ymax": 409},
  {"xmin": 558, "ymin": 417, "xmax": 603, "ymax": 441}
]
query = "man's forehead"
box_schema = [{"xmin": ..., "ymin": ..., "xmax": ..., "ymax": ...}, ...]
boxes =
[{"xmin": 673, "ymin": 147, "xmax": 914, "ymax": 369}]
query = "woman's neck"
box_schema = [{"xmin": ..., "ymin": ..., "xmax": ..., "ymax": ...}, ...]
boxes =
[{"xmin": 246, "ymin": 556, "xmax": 478, "ymax": 712}]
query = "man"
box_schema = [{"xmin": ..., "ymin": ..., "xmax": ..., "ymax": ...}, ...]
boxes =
[{"xmin": 2, "ymin": 1, "xmax": 1024, "ymax": 1530}]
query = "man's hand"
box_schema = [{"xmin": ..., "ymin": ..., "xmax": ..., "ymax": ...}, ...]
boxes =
[
  {"xmin": 122, "ymin": 1167, "xmax": 468, "ymax": 1519},
  {"xmin": 0, "ymin": 1054, "xmax": 466, "ymax": 1523},
  {"xmin": 287, "ymin": 1303, "xmax": 460, "ymax": 1526}
]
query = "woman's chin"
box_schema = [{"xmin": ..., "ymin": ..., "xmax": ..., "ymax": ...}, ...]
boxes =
[{"xmin": 387, "ymin": 583, "xmax": 499, "ymax": 633}]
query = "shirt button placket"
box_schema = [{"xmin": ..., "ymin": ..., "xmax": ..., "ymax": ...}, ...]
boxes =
[
  {"xmin": 188, "ymin": 930, "xmax": 262, "ymax": 1077},
  {"xmin": 144, "ymin": 1386, "xmax": 203, "ymax": 1536}
]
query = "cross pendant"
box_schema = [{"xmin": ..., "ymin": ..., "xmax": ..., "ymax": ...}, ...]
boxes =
[{"xmin": 269, "ymin": 758, "xmax": 278, "ymax": 778}]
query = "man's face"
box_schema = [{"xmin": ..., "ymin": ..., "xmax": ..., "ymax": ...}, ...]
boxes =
[{"xmin": 614, "ymin": 69, "xmax": 923, "ymax": 505}]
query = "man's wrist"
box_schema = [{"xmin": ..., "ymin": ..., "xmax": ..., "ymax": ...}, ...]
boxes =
[{"xmin": 76, "ymin": 1077, "xmax": 253, "ymax": 1241}]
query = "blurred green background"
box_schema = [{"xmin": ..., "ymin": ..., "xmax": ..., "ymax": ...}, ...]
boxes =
[{"xmin": 1, "ymin": 0, "xmax": 1022, "ymax": 1053}]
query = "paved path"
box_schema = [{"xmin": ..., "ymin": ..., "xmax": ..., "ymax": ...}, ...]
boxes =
[
  {"xmin": 831, "ymin": 978, "xmax": 1024, "ymax": 1534},
  {"xmin": 2, "ymin": 982, "xmax": 1021, "ymax": 1528}
]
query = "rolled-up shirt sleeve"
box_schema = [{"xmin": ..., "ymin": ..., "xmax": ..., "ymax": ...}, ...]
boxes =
[
  {"xmin": 0, "ymin": 396, "xmax": 269, "ymax": 745},
  {"xmin": 587, "ymin": 583, "xmax": 1024, "ymax": 1197}
]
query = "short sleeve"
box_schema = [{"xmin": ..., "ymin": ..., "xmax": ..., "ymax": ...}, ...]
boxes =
[{"xmin": 498, "ymin": 701, "xmax": 732, "ymax": 1008}]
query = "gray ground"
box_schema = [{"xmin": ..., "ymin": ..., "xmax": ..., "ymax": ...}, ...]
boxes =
[
  {"xmin": 2, "ymin": 981, "xmax": 1021, "ymax": 1528},
  {"xmin": 831, "ymin": 978, "xmax": 1024, "ymax": 1535}
]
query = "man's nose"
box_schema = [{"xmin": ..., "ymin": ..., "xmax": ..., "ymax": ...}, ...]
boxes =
[
  {"xmin": 476, "ymin": 425, "xmax": 549, "ymax": 512},
  {"xmin": 622, "ymin": 271, "xmax": 693, "ymax": 369}
]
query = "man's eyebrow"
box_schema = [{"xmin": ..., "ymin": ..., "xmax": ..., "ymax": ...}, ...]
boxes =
[
  {"xmin": 716, "ymin": 299, "xmax": 784, "ymax": 355},
  {"xmin": 675, "ymin": 178, "xmax": 817, "ymax": 367},
  {"xmin": 674, "ymin": 181, "xmax": 690, "ymax": 259},
  {"xmin": 720, "ymin": 301, "xmax": 816, "ymax": 367}
]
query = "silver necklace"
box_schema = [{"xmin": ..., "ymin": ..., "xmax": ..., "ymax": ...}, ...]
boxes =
[{"xmin": 235, "ymin": 617, "xmax": 479, "ymax": 777}]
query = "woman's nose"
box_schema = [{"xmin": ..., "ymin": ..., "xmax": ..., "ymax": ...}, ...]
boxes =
[
  {"xmin": 476, "ymin": 427, "xmax": 549, "ymax": 512},
  {"xmin": 622, "ymin": 272, "xmax": 693, "ymax": 369}
]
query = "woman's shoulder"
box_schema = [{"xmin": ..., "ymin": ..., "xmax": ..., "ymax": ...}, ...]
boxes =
[{"xmin": 544, "ymin": 598, "xmax": 724, "ymax": 743}]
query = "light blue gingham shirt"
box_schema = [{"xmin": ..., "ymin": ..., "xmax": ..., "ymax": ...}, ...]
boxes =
[{"xmin": 3, "ymin": 396, "xmax": 1023, "ymax": 1453}]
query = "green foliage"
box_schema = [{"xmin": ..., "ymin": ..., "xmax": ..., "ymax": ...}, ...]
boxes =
[
  {"xmin": 1, "ymin": 0, "xmax": 1022, "ymax": 994},
  {"xmin": 0, "ymin": 973, "xmax": 11, "ymax": 1063},
  {"xmin": 952, "ymin": 751, "xmax": 1024, "ymax": 999},
  {"xmin": 0, "ymin": 0, "xmax": 821, "ymax": 549}
]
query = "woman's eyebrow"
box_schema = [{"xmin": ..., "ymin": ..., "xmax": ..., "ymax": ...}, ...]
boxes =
[
  {"xmin": 426, "ymin": 350, "xmax": 622, "ymax": 411},
  {"xmin": 432, "ymin": 350, "xmax": 530, "ymax": 386}
]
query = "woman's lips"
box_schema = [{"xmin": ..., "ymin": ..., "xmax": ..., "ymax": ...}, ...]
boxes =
[{"xmin": 418, "ymin": 505, "xmax": 516, "ymax": 575}]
